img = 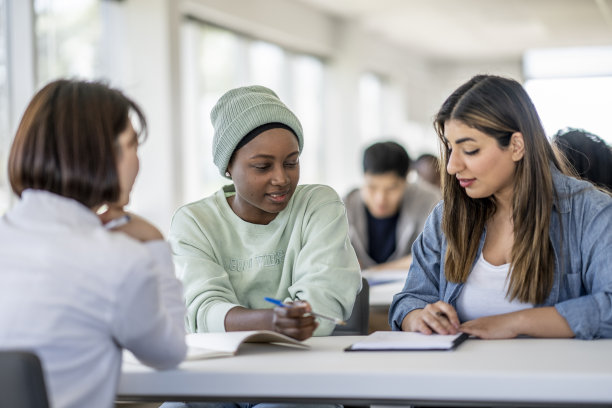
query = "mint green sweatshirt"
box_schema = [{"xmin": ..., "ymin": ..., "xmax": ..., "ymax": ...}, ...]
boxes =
[{"xmin": 169, "ymin": 184, "xmax": 361, "ymax": 336}]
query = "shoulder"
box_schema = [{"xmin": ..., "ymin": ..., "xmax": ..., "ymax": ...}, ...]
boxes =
[
  {"xmin": 287, "ymin": 185, "xmax": 349, "ymax": 225},
  {"xmin": 404, "ymin": 181, "xmax": 442, "ymax": 204},
  {"xmin": 416, "ymin": 200, "xmax": 445, "ymax": 240},
  {"xmin": 293, "ymin": 184, "xmax": 343, "ymax": 206},
  {"xmin": 173, "ymin": 190, "xmax": 221, "ymax": 219},
  {"xmin": 88, "ymin": 231, "xmax": 164, "ymax": 289},
  {"xmin": 427, "ymin": 201, "xmax": 445, "ymax": 225},
  {"xmin": 342, "ymin": 188, "xmax": 363, "ymax": 209},
  {"xmin": 103, "ymin": 232, "xmax": 157, "ymax": 266},
  {"xmin": 170, "ymin": 189, "xmax": 226, "ymax": 233},
  {"xmin": 554, "ymin": 172, "xmax": 612, "ymax": 217}
]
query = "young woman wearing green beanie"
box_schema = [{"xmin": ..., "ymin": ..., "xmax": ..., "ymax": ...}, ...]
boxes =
[{"xmin": 169, "ymin": 85, "xmax": 361, "ymax": 342}]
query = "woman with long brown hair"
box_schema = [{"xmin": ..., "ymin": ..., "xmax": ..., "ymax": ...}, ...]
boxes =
[{"xmin": 389, "ymin": 74, "xmax": 612, "ymax": 339}]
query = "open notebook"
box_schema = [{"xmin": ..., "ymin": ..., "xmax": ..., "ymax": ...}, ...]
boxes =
[
  {"xmin": 124, "ymin": 330, "xmax": 309, "ymax": 364},
  {"xmin": 345, "ymin": 331, "xmax": 469, "ymax": 352}
]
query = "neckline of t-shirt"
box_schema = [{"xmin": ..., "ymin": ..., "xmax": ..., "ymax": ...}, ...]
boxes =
[{"xmin": 479, "ymin": 252, "xmax": 511, "ymax": 271}]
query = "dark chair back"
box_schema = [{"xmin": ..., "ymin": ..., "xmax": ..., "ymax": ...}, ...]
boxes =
[
  {"xmin": 332, "ymin": 277, "xmax": 370, "ymax": 336},
  {"xmin": 0, "ymin": 351, "xmax": 50, "ymax": 408}
]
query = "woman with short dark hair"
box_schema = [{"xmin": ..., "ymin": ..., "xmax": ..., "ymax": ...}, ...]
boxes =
[
  {"xmin": 0, "ymin": 79, "xmax": 186, "ymax": 408},
  {"xmin": 552, "ymin": 127, "xmax": 612, "ymax": 192}
]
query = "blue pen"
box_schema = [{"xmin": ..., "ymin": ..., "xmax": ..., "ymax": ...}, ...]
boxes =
[{"xmin": 264, "ymin": 297, "xmax": 346, "ymax": 326}]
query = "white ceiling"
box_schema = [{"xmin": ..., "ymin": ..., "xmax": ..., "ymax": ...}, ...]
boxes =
[{"xmin": 294, "ymin": 0, "xmax": 612, "ymax": 61}]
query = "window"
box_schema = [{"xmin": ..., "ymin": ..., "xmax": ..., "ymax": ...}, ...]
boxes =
[
  {"xmin": 524, "ymin": 47, "xmax": 612, "ymax": 144},
  {"xmin": 34, "ymin": 0, "xmax": 101, "ymax": 87},
  {"xmin": 358, "ymin": 72, "xmax": 384, "ymax": 145},
  {"xmin": 180, "ymin": 20, "xmax": 325, "ymax": 203},
  {"xmin": 0, "ymin": 0, "xmax": 9, "ymax": 213}
]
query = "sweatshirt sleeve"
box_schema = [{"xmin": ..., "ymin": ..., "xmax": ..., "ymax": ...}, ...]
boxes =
[
  {"xmin": 169, "ymin": 208, "xmax": 241, "ymax": 333},
  {"xmin": 288, "ymin": 186, "xmax": 362, "ymax": 335},
  {"xmin": 111, "ymin": 241, "xmax": 187, "ymax": 369},
  {"xmin": 554, "ymin": 194, "xmax": 612, "ymax": 339}
]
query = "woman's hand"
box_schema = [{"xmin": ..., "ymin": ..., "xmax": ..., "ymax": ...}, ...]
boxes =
[
  {"xmin": 460, "ymin": 308, "xmax": 574, "ymax": 339},
  {"xmin": 401, "ymin": 301, "xmax": 460, "ymax": 335},
  {"xmin": 459, "ymin": 314, "xmax": 519, "ymax": 339},
  {"xmin": 272, "ymin": 300, "xmax": 318, "ymax": 341},
  {"xmin": 97, "ymin": 204, "xmax": 163, "ymax": 242}
]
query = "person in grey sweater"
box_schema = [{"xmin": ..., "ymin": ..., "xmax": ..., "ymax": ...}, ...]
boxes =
[{"xmin": 344, "ymin": 141, "xmax": 440, "ymax": 271}]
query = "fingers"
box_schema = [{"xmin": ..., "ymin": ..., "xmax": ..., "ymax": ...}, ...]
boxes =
[
  {"xmin": 458, "ymin": 321, "xmax": 478, "ymax": 337},
  {"xmin": 459, "ymin": 314, "xmax": 516, "ymax": 340},
  {"xmin": 279, "ymin": 324, "xmax": 318, "ymax": 341},
  {"xmin": 97, "ymin": 204, "xmax": 127, "ymax": 224},
  {"xmin": 274, "ymin": 308, "xmax": 317, "ymax": 328},
  {"xmin": 411, "ymin": 302, "xmax": 460, "ymax": 335},
  {"xmin": 433, "ymin": 301, "xmax": 460, "ymax": 329},
  {"xmin": 278, "ymin": 301, "xmax": 312, "ymax": 317},
  {"xmin": 272, "ymin": 301, "xmax": 317, "ymax": 341},
  {"xmin": 103, "ymin": 212, "xmax": 163, "ymax": 241}
]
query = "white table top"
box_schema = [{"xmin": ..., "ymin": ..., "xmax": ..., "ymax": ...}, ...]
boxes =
[{"xmin": 118, "ymin": 335, "xmax": 612, "ymax": 406}]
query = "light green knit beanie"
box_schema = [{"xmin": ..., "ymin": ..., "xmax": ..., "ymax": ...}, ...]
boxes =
[{"xmin": 211, "ymin": 85, "xmax": 304, "ymax": 178}]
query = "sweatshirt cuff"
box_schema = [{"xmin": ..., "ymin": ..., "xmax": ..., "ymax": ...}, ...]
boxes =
[{"xmin": 206, "ymin": 302, "xmax": 240, "ymax": 332}]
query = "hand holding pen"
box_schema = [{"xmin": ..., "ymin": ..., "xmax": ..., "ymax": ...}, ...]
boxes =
[
  {"xmin": 265, "ymin": 297, "xmax": 347, "ymax": 326},
  {"xmin": 401, "ymin": 300, "xmax": 460, "ymax": 335},
  {"xmin": 263, "ymin": 297, "xmax": 320, "ymax": 341},
  {"xmin": 264, "ymin": 297, "xmax": 346, "ymax": 341}
]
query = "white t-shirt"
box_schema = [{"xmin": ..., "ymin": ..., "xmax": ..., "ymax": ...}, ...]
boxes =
[
  {"xmin": 0, "ymin": 190, "xmax": 187, "ymax": 408},
  {"xmin": 456, "ymin": 253, "xmax": 533, "ymax": 322}
]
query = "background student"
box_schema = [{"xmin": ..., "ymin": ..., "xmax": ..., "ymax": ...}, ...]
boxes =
[
  {"xmin": 389, "ymin": 74, "xmax": 612, "ymax": 339},
  {"xmin": 0, "ymin": 79, "xmax": 187, "ymax": 408},
  {"xmin": 552, "ymin": 127, "xmax": 612, "ymax": 192},
  {"xmin": 344, "ymin": 141, "xmax": 440, "ymax": 271},
  {"xmin": 169, "ymin": 85, "xmax": 361, "ymax": 341},
  {"xmin": 414, "ymin": 153, "xmax": 442, "ymax": 190}
]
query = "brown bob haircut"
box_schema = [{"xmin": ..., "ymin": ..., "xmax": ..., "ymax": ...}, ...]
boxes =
[{"xmin": 8, "ymin": 79, "xmax": 147, "ymax": 208}]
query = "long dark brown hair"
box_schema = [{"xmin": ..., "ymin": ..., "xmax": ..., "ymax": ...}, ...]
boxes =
[
  {"xmin": 434, "ymin": 75, "xmax": 566, "ymax": 304},
  {"xmin": 9, "ymin": 79, "xmax": 147, "ymax": 208}
]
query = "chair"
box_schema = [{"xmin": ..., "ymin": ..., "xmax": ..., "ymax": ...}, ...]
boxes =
[
  {"xmin": 332, "ymin": 277, "xmax": 370, "ymax": 336},
  {"xmin": 0, "ymin": 350, "xmax": 50, "ymax": 408}
]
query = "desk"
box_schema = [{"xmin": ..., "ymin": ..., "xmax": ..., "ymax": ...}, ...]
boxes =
[
  {"xmin": 118, "ymin": 336, "xmax": 612, "ymax": 406},
  {"xmin": 363, "ymin": 270, "xmax": 406, "ymax": 332},
  {"xmin": 363, "ymin": 269, "xmax": 406, "ymax": 307}
]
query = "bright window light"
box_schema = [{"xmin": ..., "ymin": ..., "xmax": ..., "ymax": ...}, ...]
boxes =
[
  {"xmin": 249, "ymin": 41, "xmax": 285, "ymax": 92},
  {"xmin": 34, "ymin": 0, "xmax": 100, "ymax": 86},
  {"xmin": 290, "ymin": 55, "xmax": 324, "ymax": 184},
  {"xmin": 525, "ymin": 77, "xmax": 612, "ymax": 144},
  {"xmin": 359, "ymin": 72, "xmax": 383, "ymax": 144},
  {"xmin": 524, "ymin": 47, "xmax": 612, "ymax": 144},
  {"xmin": 181, "ymin": 20, "xmax": 325, "ymax": 203},
  {"xmin": 0, "ymin": 0, "xmax": 9, "ymax": 213}
]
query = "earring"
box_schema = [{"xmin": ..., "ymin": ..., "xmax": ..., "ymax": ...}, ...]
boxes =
[
  {"xmin": 96, "ymin": 203, "xmax": 109, "ymax": 215},
  {"xmin": 225, "ymin": 171, "xmax": 231, "ymax": 178}
]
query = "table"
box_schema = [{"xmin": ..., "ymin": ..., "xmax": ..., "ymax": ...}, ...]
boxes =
[
  {"xmin": 118, "ymin": 336, "xmax": 612, "ymax": 407},
  {"xmin": 363, "ymin": 269, "xmax": 407, "ymax": 332}
]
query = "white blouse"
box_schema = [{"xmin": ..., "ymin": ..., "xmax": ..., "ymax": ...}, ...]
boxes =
[
  {"xmin": 456, "ymin": 253, "xmax": 533, "ymax": 322},
  {"xmin": 0, "ymin": 190, "xmax": 186, "ymax": 408}
]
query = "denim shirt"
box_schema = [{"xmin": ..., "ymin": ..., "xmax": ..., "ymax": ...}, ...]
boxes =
[{"xmin": 389, "ymin": 169, "xmax": 612, "ymax": 339}]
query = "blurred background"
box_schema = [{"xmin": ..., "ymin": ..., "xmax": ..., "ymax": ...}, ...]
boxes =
[{"xmin": 1, "ymin": 0, "xmax": 611, "ymax": 232}]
